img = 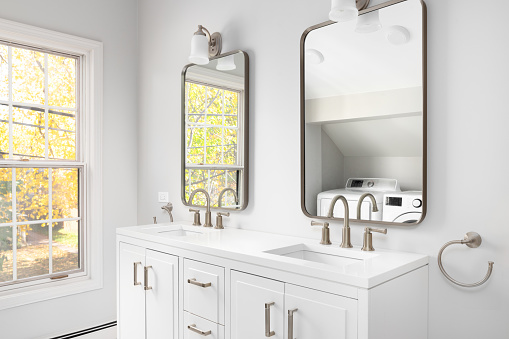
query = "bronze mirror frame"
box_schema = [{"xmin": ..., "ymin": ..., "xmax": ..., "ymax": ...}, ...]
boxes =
[
  {"xmin": 300, "ymin": 0, "xmax": 427, "ymax": 226},
  {"xmin": 181, "ymin": 50, "xmax": 249, "ymax": 211}
]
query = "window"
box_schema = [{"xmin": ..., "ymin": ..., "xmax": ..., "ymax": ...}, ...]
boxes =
[
  {"xmin": 184, "ymin": 80, "xmax": 243, "ymax": 207},
  {"xmin": 0, "ymin": 18, "xmax": 102, "ymax": 309},
  {"xmin": 0, "ymin": 42, "xmax": 82, "ymax": 287}
]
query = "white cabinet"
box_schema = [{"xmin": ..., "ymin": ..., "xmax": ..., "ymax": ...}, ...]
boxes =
[
  {"xmin": 118, "ymin": 242, "xmax": 178, "ymax": 339},
  {"xmin": 231, "ymin": 271, "xmax": 357, "ymax": 339}
]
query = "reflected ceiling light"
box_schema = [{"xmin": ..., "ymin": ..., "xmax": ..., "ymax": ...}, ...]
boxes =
[
  {"xmin": 355, "ymin": 10, "xmax": 382, "ymax": 33},
  {"xmin": 216, "ymin": 55, "xmax": 236, "ymax": 71},
  {"xmin": 189, "ymin": 25, "xmax": 222, "ymax": 65},
  {"xmin": 385, "ymin": 26, "xmax": 410, "ymax": 45},
  {"xmin": 329, "ymin": 0, "xmax": 370, "ymax": 23},
  {"xmin": 306, "ymin": 49, "xmax": 325, "ymax": 64}
]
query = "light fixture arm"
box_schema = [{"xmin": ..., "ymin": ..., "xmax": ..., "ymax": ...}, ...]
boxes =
[{"xmin": 194, "ymin": 25, "xmax": 222, "ymax": 57}]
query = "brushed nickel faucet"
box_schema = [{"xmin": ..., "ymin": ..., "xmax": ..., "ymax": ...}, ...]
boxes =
[
  {"xmin": 356, "ymin": 193, "xmax": 379, "ymax": 220},
  {"xmin": 327, "ymin": 195, "xmax": 352, "ymax": 248},
  {"xmin": 311, "ymin": 220, "xmax": 331, "ymax": 245},
  {"xmin": 188, "ymin": 189, "xmax": 213, "ymax": 227},
  {"xmin": 161, "ymin": 202, "xmax": 174, "ymax": 222},
  {"xmin": 218, "ymin": 188, "xmax": 238, "ymax": 207},
  {"xmin": 361, "ymin": 227, "xmax": 387, "ymax": 251},
  {"xmin": 215, "ymin": 212, "xmax": 229, "ymax": 229}
]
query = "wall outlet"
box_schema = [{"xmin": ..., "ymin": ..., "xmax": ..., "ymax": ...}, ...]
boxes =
[{"xmin": 158, "ymin": 192, "xmax": 169, "ymax": 203}]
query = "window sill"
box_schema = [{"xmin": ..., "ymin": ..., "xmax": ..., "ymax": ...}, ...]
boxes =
[{"xmin": 0, "ymin": 275, "xmax": 102, "ymax": 310}]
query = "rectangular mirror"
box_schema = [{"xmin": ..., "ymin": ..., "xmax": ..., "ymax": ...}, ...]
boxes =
[
  {"xmin": 182, "ymin": 50, "xmax": 249, "ymax": 210},
  {"xmin": 301, "ymin": 0, "xmax": 426, "ymax": 225}
]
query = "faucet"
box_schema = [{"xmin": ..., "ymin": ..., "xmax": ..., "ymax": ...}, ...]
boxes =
[
  {"xmin": 218, "ymin": 188, "xmax": 238, "ymax": 208},
  {"xmin": 188, "ymin": 189, "xmax": 213, "ymax": 227},
  {"xmin": 161, "ymin": 202, "xmax": 174, "ymax": 222},
  {"xmin": 356, "ymin": 193, "xmax": 379, "ymax": 220},
  {"xmin": 327, "ymin": 195, "xmax": 352, "ymax": 248}
]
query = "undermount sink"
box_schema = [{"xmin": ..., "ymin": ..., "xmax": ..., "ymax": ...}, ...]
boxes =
[
  {"xmin": 265, "ymin": 243, "xmax": 377, "ymax": 268},
  {"xmin": 157, "ymin": 229, "xmax": 203, "ymax": 237},
  {"xmin": 140, "ymin": 224, "xmax": 215, "ymax": 238}
]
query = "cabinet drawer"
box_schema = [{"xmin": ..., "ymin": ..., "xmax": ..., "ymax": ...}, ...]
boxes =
[
  {"xmin": 184, "ymin": 312, "xmax": 225, "ymax": 339},
  {"xmin": 184, "ymin": 259, "xmax": 225, "ymax": 324}
]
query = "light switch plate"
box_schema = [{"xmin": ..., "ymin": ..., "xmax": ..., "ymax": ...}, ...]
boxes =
[{"xmin": 158, "ymin": 192, "xmax": 169, "ymax": 203}]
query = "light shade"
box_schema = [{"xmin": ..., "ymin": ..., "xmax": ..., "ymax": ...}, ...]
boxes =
[
  {"xmin": 216, "ymin": 55, "xmax": 236, "ymax": 71},
  {"xmin": 386, "ymin": 26, "xmax": 410, "ymax": 45},
  {"xmin": 329, "ymin": 0, "xmax": 358, "ymax": 22},
  {"xmin": 355, "ymin": 10, "xmax": 382, "ymax": 33},
  {"xmin": 306, "ymin": 49, "xmax": 325, "ymax": 65},
  {"xmin": 189, "ymin": 34, "xmax": 209, "ymax": 65}
]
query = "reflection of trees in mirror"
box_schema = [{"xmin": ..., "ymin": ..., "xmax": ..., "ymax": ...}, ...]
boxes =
[
  {"xmin": 0, "ymin": 43, "xmax": 80, "ymax": 284},
  {"xmin": 185, "ymin": 169, "xmax": 239, "ymax": 208}
]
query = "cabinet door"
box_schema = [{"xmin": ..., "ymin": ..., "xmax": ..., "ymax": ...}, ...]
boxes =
[
  {"xmin": 231, "ymin": 271, "xmax": 285, "ymax": 339},
  {"xmin": 118, "ymin": 242, "xmax": 146, "ymax": 339},
  {"xmin": 145, "ymin": 249, "xmax": 179, "ymax": 339},
  {"xmin": 285, "ymin": 284, "xmax": 357, "ymax": 339}
]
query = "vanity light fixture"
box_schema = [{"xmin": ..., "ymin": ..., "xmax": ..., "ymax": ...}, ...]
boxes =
[
  {"xmin": 306, "ymin": 49, "xmax": 325, "ymax": 64},
  {"xmin": 216, "ymin": 54, "xmax": 236, "ymax": 71},
  {"xmin": 385, "ymin": 25, "xmax": 410, "ymax": 45},
  {"xmin": 189, "ymin": 25, "xmax": 222, "ymax": 65},
  {"xmin": 329, "ymin": 0, "xmax": 370, "ymax": 22},
  {"xmin": 355, "ymin": 10, "xmax": 382, "ymax": 33}
]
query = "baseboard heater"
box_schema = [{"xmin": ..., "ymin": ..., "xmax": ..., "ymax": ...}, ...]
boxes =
[{"xmin": 51, "ymin": 321, "xmax": 117, "ymax": 339}]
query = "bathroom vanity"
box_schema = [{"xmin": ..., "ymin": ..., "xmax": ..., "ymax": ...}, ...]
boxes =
[{"xmin": 117, "ymin": 223, "xmax": 428, "ymax": 339}]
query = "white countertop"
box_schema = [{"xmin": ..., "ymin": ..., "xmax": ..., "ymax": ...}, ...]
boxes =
[{"xmin": 117, "ymin": 221, "xmax": 428, "ymax": 289}]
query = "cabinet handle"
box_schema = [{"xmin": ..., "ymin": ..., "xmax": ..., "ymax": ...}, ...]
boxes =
[
  {"xmin": 144, "ymin": 265, "xmax": 152, "ymax": 290},
  {"xmin": 187, "ymin": 278, "xmax": 212, "ymax": 288},
  {"xmin": 133, "ymin": 262, "xmax": 142, "ymax": 286},
  {"xmin": 288, "ymin": 308, "xmax": 298, "ymax": 339},
  {"xmin": 265, "ymin": 302, "xmax": 275, "ymax": 337},
  {"xmin": 187, "ymin": 324, "xmax": 211, "ymax": 336}
]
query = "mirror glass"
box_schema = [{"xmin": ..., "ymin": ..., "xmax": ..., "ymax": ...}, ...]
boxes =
[
  {"xmin": 182, "ymin": 51, "xmax": 249, "ymax": 210},
  {"xmin": 301, "ymin": 0, "xmax": 426, "ymax": 225}
]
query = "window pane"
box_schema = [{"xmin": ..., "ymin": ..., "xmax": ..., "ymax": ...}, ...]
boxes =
[
  {"xmin": 0, "ymin": 44, "xmax": 7, "ymax": 101},
  {"xmin": 0, "ymin": 226, "xmax": 13, "ymax": 283},
  {"xmin": 224, "ymin": 90, "xmax": 238, "ymax": 115},
  {"xmin": 17, "ymin": 223, "xmax": 49, "ymax": 279},
  {"xmin": 12, "ymin": 47, "xmax": 45, "ymax": 105},
  {"xmin": 12, "ymin": 106, "xmax": 46, "ymax": 160},
  {"xmin": 223, "ymin": 129, "xmax": 237, "ymax": 165},
  {"xmin": 52, "ymin": 168, "xmax": 79, "ymax": 219},
  {"xmin": 16, "ymin": 168, "xmax": 49, "ymax": 223},
  {"xmin": 185, "ymin": 169, "xmax": 239, "ymax": 207},
  {"xmin": 0, "ymin": 168, "xmax": 13, "ymax": 223},
  {"xmin": 48, "ymin": 110, "xmax": 76, "ymax": 160},
  {"xmin": 0, "ymin": 104, "xmax": 8, "ymax": 159},
  {"xmin": 187, "ymin": 127, "xmax": 205, "ymax": 164},
  {"xmin": 48, "ymin": 54, "xmax": 76, "ymax": 108},
  {"xmin": 187, "ymin": 83, "xmax": 205, "ymax": 123},
  {"xmin": 52, "ymin": 221, "xmax": 79, "ymax": 274}
]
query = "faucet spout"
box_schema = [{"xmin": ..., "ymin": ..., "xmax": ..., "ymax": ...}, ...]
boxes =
[
  {"xmin": 218, "ymin": 188, "xmax": 238, "ymax": 208},
  {"xmin": 356, "ymin": 193, "xmax": 379, "ymax": 220},
  {"xmin": 188, "ymin": 189, "xmax": 213, "ymax": 227},
  {"xmin": 327, "ymin": 195, "xmax": 352, "ymax": 248}
]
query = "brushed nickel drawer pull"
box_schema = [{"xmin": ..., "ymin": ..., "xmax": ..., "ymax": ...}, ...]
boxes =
[
  {"xmin": 188, "ymin": 278, "xmax": 212, "ymax": 288},
  {"xmin": 144, "ymin": 265, "xmax": 152, "ymax": 290},
  {"xmin": 288, "ymin": 308, "xmax": 298, "ymax": 339},
  {"xmin": 187, "ymin": 324, "xmax": 211, "ymax": 336},
  {"xmin": 133, "ymin": 262, "xmax": 142, "ymax": 286},
  {"xmin": 265, "ymin": 302, "xmax": 275, "ymax": 337}
]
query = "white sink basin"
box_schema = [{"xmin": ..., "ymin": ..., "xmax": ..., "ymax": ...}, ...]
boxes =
[
  {"xmin": 140, "ymin": 224, "xmax": 216, "ymax": 238},
  {"xmin": 157, "ymin": 229, "xmax": 203, "ymax": 237},
  {"xmin": 265, "ymin": 243, "xmax": 377, "ymax": 268}
]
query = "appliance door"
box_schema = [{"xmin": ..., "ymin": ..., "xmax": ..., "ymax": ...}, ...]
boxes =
[{"xmin": 391, "ymin": 212, "xmax": 422, "ymax": 223}]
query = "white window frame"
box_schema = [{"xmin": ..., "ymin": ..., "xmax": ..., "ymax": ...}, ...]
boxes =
[{"xmin": 0, "ymin": 18, "xmax": 103, "ymax": 310}]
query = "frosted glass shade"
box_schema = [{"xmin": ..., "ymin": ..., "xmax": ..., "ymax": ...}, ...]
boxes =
[
  {"xmin": 386, "ymin": 26, "xmax": 410, "ymax": 45},
  {"xmin": 189, "ymin": 34, "xmax": 209, "ymax": 65},
  {"xmin": 306, "ymin": 49, "xmax": 325, "ymax": 64},
  {"xmin": 216, "ymin": 55, "xmax": 236, "ymax": 71},
  {"xmin": 329, "ymin": 0, "xmax": 358, "ymax": 22},
  {"xmin": 355, "ymin": 10, "xmax": 382, "ymax": 33}
]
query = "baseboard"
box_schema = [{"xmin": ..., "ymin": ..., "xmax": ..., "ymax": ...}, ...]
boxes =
[{"xmin": 51, "ymin": 322, "xmax": 117, "ymax": 339}]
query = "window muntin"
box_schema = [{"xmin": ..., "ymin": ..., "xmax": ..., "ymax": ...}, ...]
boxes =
[{"xmin": 0, "ymin": 41, "xmax": 82, "ymax": 288}]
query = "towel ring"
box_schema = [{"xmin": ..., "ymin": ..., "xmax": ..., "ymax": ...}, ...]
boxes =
[{"xmin": 438, "ymin": 232, "xmax": 494, "ymax": 288}]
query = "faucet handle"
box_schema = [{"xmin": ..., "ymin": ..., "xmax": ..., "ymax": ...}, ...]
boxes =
[
  {"xmin": 215, "ymin": 212, "xmax": 230, "ymax": 229},
  {"xmin": 189, "ymin": 209, "xmax": 201, "ymax": 226},
  {"xmin": 311, "ymin": 220, "xmax": 331, "ymax": 245},
  {"xmin": 361, "ymin": 227, "xmax": 387, "ymax": 251}
]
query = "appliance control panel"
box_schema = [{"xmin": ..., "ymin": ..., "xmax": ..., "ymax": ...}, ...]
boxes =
[{"xmin": 345, "ymin": 178, "xmax": 399, "ymax": 192}]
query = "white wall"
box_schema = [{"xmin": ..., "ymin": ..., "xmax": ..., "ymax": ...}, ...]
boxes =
[
  {"xmin": 137, "ymin": 0, "xmax": 509, "ymax": 338},
  {"xmin": 0, "ymin": 1, "xmax": 138, "ymax": 338}
]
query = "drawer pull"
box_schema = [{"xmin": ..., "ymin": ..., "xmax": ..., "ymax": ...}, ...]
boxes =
[
  {"xmin": 187, "ymin": 324, "xmax": 211, "ymax": 336},
  {"xmin": 288, "ymin": 308, "xmax": 298, "ymax": 339},
  {"xmin": 133, "ymin": 262, "xmax": 142, "ymax": 286},
  {"xmin": 188, "ymin": 278, "xmax": 212, "ymax": 288},
  {"xmin": 144, "ymin": 266, "xmax": 152, "ymax": 290},
  {"xmin": 265, "ymin": 302, "xmax": 275, "ymax": 337}
]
